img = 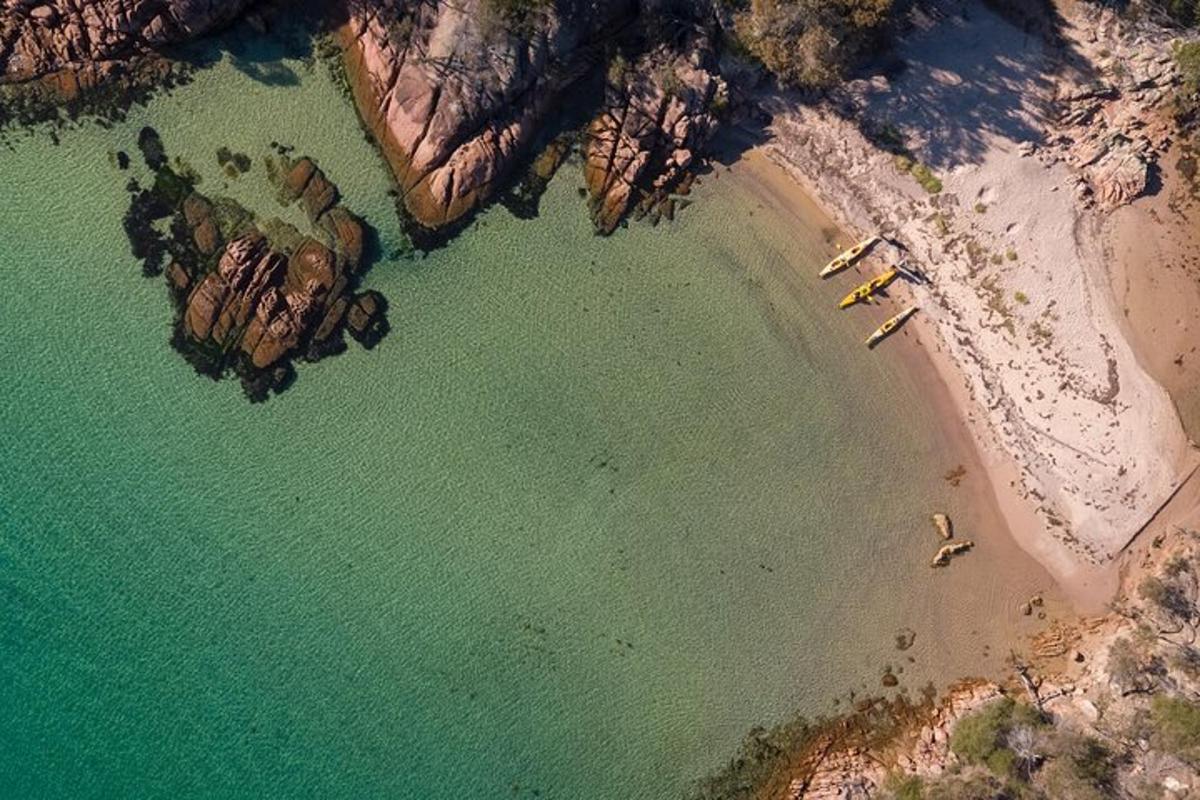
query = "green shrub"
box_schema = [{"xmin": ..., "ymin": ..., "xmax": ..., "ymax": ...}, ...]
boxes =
[
  {"xmin": 884, "ymin": 773, "xmax": 924, "ymax": 800},
  {"xmin": 910, "ymin": 163, "xmax": 942, "ymax": 194},
  {"xmin": 1172, "ymin": 645, "xmax": 1200, "ymax": 680},
  {"xmin": 1166, "ymin": 555, "xmax": 1192, "ymax": 577},
  {"xmin": 1156, "ymin": 0, "xmax": 1200, "ymax": 29},
  {"xmin": 1152, "ymin": 695, "xmax": 1200, "ymax": 763},
  {"xmin": 1039, "ymin": 758, "xmax": 1109, "ymax": 800},
  {"xmin": 931, "ymin": 213, "xmax": 950, "ymax": 237},
  {"xmin": 923, "ymin": 773, "xmax": 1008, "ymax": 800},
  {"xmin": 950, "ymin": 698, "xmax": 1045, "ymax": 779},
  {"xmin": 481, "ymin": 0, "xmax": 551, "ymax": 32},
  {"xmin": 1033, "ymin": 733, "xmax": 1116, "ymax": 800},
  {"xmin": 1172, "ymin": 40, "xmax": 1200, "ymax": 122},
  {"xmin": 731, "ymin": 0, "xmax": 895, "ymax": 89},
  {"xmin": 1107, "ymin": 637, "xmax": 1147, "ymax": 695},
  {"xmin": 1068, "ymin": 737, "xmax": 1116, "ymax": 790},
  {"xmin": 877, "ymin": 124, "xmax": 907, "ymax": 152},
  {"xmin": 1139, "ymin": 575, "xmax": 1194, "ymax": 619}
]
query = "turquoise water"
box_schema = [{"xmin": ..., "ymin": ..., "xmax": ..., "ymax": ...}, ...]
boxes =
[{"xmin": 1, "ymin": 33, "xmax": 1053, "ymax": 800}]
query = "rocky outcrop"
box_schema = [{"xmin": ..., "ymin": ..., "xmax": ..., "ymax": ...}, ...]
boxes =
[
  {"xmin": 585, "ymin": 29, "xmax": 723, "ymax": 233},
  {"xmin": 183, "ymin": 233, "xmax": 330, "ymax": 372},
  {"xmin": 339, "ymin": 0, "xmax": 725, "ymax": 236},
  {"xmin": 1046, "ymin": 6, "xmax": 1185, "ymax": 209},
  {"xmin": 0, "ymin": 0, "xmax": 252, "ymax": 87},
  {"xmin": 340, "ymin": 0, "xmax": 637, "ymax": 233},
  {"xmin": 5, "ymin": 0, "xmax": 728, "ymax": 236},
  {"xmin": 785, "ymin": 682, "xmax": 1004, "ymax": 799},
  {"xmin": 171, "ymin": 155, "xmax": 384, "ymax": 399},
  {"xmin": 123, "ymin": 133, "xmax": 386, "ymax": 401}
]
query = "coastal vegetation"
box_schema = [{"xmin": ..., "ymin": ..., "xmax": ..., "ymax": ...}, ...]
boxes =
[
  {"xmin": 1150, "ymin": 0, "xmax": 1200, "ymax": 27},
  {"xmin": 727, "ymin": 0, "xmax": 895, "ymax": 89},
  {"xmin": 1173, "ymin": 39, "xmax": 1200, "ymax": 122},
  {"xmin": 481, "ymin": 0, "xmax": 552, "ymax": 32}
]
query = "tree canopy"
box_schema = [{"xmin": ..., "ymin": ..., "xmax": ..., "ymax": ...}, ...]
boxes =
[{"xmin": 731, "ymin": 0, "xmax": 894, "ymax": 89}]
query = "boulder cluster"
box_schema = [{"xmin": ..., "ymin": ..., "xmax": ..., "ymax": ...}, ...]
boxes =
[
  {"xmin": 124, "ymin": 130, "xmax": 387, "ymax": 401},
  {"xmin": 1042, "ymin": 5, "xmax": 1186, "ymax": 209},
  {"xmin": 0, "ymin": 0, "xmax": 251, "ymax": 91}
]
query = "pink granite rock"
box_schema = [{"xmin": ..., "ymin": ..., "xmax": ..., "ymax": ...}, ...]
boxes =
[{"xmin": 1, "ymin": 0, "xmax": 251, "ymax": 83}]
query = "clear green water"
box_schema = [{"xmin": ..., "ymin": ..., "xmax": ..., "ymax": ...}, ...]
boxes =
[{"xmin": 0, "ymin": 32, "xmax": 1051, "ymax": 800}]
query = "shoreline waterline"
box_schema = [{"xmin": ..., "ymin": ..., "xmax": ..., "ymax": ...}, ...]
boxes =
[
  {"xmin": 727, "ymin": 145, "xmax": 1084, "ymax": 614},
  {"xmin": 747, "ymin": 123, "xmax": 1140, "ymax": 614}
]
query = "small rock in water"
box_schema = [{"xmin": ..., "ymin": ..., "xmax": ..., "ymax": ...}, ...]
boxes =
[{"xmin": 931, "ymin": 540, "xmax": 974, "ymax": 568}]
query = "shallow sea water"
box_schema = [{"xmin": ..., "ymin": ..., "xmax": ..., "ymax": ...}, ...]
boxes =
[{"xmin": 1, "ymin": 30, "xmax": 1054, "ymax": 800}]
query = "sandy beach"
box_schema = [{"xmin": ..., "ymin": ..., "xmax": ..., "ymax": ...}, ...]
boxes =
[
  {"xmin": 732, "ymin": 147, "xmax": 1022, "ymax": 562},
  {"xmin": 725, "ymin": 148, "xmax": 1072, "ymax": 656},
  {"xmin": 742, "ymin": 0, "xmax": 1200, "ymax": 610}
]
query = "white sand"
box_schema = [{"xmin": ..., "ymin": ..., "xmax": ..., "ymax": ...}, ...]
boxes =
[{"xmin": 759, "ymin": 0, "xmax": 1196, "ymax": 605}]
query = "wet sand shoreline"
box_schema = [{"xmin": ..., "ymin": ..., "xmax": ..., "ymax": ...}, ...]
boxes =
[
  {"xmin": 736, "ymin": 138, "xmax": 1125, "ymax": 613},
  {"xmin": 721, "ymin": 147, "xmax": 1071, "ymax": 672}
]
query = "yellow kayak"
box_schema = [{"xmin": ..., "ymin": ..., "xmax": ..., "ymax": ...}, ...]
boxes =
[
  {"xmin": 839, "ymin": 268, "xmax": 899, "ymax": 309},
  {"xmin": 865, "ymin": 305, "xmax": 919, "ymax": 348},
  {"xmin": 819, "ymin": 235, "xmax": 880, "ymax": 278}
]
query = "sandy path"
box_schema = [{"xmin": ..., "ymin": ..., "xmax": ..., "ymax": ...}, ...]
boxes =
[{"xmin": 757, "ymin": 0, "xmax": 1196, "ymax": 606}]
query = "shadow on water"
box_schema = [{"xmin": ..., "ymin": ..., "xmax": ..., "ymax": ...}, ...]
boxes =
[{"xmin": 168, "ymin": 14, "xmax": 318, "ymax": 87}]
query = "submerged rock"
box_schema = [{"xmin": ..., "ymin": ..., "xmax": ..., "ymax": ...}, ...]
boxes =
[{"xmin": 345, "ymin": 290, "xmax": 389, "ymax": 348}]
